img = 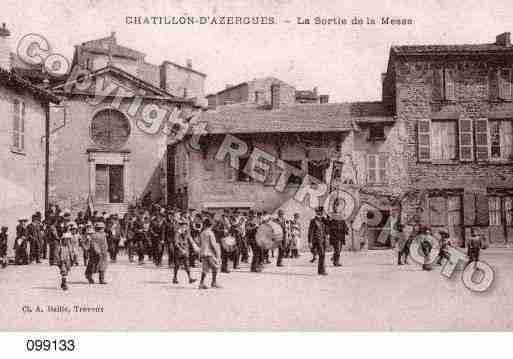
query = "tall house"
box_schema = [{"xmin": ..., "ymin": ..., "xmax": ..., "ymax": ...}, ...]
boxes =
[
  {"xmin": 0, "ymin": 23, "xmax": 59, "ymax": 253},
  {"xmin": 387, "ymin": 32, "xmax": 513, "ymax": 246}
]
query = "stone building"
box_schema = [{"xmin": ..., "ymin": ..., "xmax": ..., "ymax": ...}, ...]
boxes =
[
  {"xmin": 44, "ymin": 33, "xmax": 206, "ymax": 215},
  {"xmin": 206, "ymin": 77, "xmax": 329, "ymax": 109},
  {"xmin": 171, "ymin": 81, "xmax": 403, "ymax": 249},
  {"xmin": 0, "ymin": 23, "xmax": 59, "ymax": 251},
  {"xmin": 386, "ymin": 32, "xmax": 513, "ymax": 246}
]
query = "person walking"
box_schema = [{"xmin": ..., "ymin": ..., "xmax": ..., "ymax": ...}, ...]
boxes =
[
  {"xmin": 308, "ymin": 207, "xmax": 329, "ymax": 275},
  {"xmin": 85, "ymin": 222, "xmax": 109, "ymax": 284},
  {"xmin": 198, "ymin": 218, "xmax": 221, "ymax": 289},
  {"xmin": 172, "ymin": 219, "xmax": 197, "ymax": 285}
]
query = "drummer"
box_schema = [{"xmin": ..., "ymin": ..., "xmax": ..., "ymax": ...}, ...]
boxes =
[
  {"xmin": 214, "ymin": 211, "xmax": 234, "ymax": 273},
  {"xmin": 274, "ymin": 209, "xmax": 288, "ymax": 267},
  {"xmin": 246, "ymin": 210, "xmax": 262, "ymax": 272}
]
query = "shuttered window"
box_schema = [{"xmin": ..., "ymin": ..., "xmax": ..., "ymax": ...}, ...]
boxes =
[
  {"xmin": 367, "ymin": 154, "xmax": 388, "ymax": 184},
  {"xmin": 498, "ymin": 69, "xmax": 512, "ymax": 100},
  {"xmin": 12, "ymin": 100, "xmax": 25, "ymax": 151},
  {"xmin": 475, "ymin": 118, "xmax": 489, "ymax": 161},
  {"xmin": 504, "ymin": 196, "xmax": 513, "ymax": 226},
  {"xmin": 459, "ymin": 118, "xmax": 473, "ymax": 161},
  {"xmin": 489, "ymin": 196, "xmax": 501, "ymax": 226},
  {"xmin": 431, "ymin": 120, "xmax": 457, "ymax": 161},
  {"xmin": 417, "ymin": 119, "xmax": 431, "ymax": 161},
  {"xmin": 489, "ymin": 120, "xmax": 513, "ymax": 160}
]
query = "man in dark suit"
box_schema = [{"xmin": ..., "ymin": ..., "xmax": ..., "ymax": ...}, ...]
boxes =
[
  {"xmin": 308, "ymin": 207, "xmax": 329, "ymax": 275},
  {"xmin": 327, "ymin": 199, "xmax": 348, "ymax": 267}
]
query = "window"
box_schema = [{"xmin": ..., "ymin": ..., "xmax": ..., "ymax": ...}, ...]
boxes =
[
  {"xmin": 12, "ymin": 99, "xmax": 25, "ymax": 152},
  {"xmin": 284, "ymin": 160, "xmax": 303, "ymax": 185},
  {"xmin": 367, "ymin": 154, "xmax": 387, "ymax": 184},
  {"xmin": 433, "ymin": 67, "xmax": 456, "ymax": 102},
  {"xmin": 443, "ymin": 68, "xmax": 456, "ymax": 101},
  {"xmin": 489, "ymin": 196, "xmax": 501, "ymax": 225},
  {"xmin": 368, "ymin": 124, "xmax": 386, "ymax": 141},
  {"xmin": 90, "ymin": 109, "xmax": 130, "ymax": 149},
  {"xmin": 237, "ymin": 157, "xmax": 253, "ymax": 182},
  {"xmin": 254, "ymin": 91, "xmax": 263, "ymax": 105},
  {"xmin": 489, "ymin": 119, "xmax": 513, "ymax": 160},
  {"xmin": 498, "ymin": 69, "xmax": 512, "ymax": 100},
  {"xmin": 95, "ymin": 164, "xmax": 124, "ymax": 203},
  {"xmin": 428, "ymin": 194, "xmax": 462, "ymax": 233},
  {"xmin": 431, "ymin": 120, "xmax": 457, "ymax": 160},
  {"xmin": 307, "ymin": 160, "xmax": 325, "ymax": 182}
]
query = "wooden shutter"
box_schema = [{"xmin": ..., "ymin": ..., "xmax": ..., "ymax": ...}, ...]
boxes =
[
  {"xmin": 378, "ymin": 154, "xmax": 388, "ymax": 182},
  {"xmin": 444, "ymin": 68, "xmax": 456, "ymax": 101},
  {"xmin": 367, "ymin": 154, "xmax": 377, "ymax": 183},
  {"xmin": 498, "ymin": 69, "xmax": 512, "ymax": 100},
  {"xmin": 463, "ymin": 192, "xmax": 476, "ymax": 226},
  {"xmin": 489, "ymin": 69, "xmax": 499, "ymax": 100},
  {"xmin": 475, "ymin": 193, "xmax": 490, "ymax": 226},
  {"xmin": 417, "ymin": 119, "xmax": 431, "ymax": 162},
  {"xmin": 459, "ymin": 118, "xmax": 473, "ymax": 161},
  {"xmin": 475, "ymin": 118, "xmax": 489, "ymax": 161},
  {"xmin": 432, "ymin": 68, "xmax": 443, "ymax": 102}
]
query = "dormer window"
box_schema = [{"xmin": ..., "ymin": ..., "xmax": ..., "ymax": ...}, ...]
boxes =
[{"xmin": 368, "ymin": 124, "xmax": 386, "ymax": 141}]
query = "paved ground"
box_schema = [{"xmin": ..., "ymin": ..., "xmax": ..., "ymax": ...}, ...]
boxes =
[{"xmin": 1, "ymin": 249, "xmax": 512, "ymax": 331}]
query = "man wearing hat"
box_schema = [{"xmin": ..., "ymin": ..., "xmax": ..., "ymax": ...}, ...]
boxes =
[
  {"xmin": 85, "ymin": 222, "xmax": 109, "ymax": 284},
  {"xmin": 14, "ymin": 219, "xmax": 29, "ymax": 265},
  {"xmin": 274, "ymin": 209, "xmax": 288, "ymax": 267},
  {"xmin": 326, "ymin": 199, "xmax": 348, "ymax": 267},
  {"xmin": 308, "ymin": 207, "xmax": 329, "ymax": 275},
  {"xmin": 58, "ymin": 231, "xmax": 74, "ymax": 290},
  {"xmin": 26, "ymin": 214, "xmax": 43, "ymax": 264},
  {"xmin": 106, "ymin": 214, "xmax": 122, "ymax": 263},
  {"xmin": 172, "ymin": 218, "xmax": 197, "ymax": 284}
]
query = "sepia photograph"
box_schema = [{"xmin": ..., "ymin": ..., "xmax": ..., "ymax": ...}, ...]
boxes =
[{"xmin": 0, "ymin": 0, "xmax": 512, "ymax": 342}]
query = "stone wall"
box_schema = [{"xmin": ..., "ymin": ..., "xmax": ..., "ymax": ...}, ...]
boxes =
[
  {"xmin": 394, "ymin": 56, "xmax": 513, "ymax": 245},
  {"xmin": 0, "ymin": 85, "xmax": 46, "ymax": 254}
]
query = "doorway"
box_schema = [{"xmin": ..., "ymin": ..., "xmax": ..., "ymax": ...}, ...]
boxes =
[{"xmin": 95, "ymin": 164, "xmax": 124, "ymax": 203}]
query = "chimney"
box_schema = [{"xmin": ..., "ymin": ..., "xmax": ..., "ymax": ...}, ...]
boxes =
[
  {"xmin": 225, "ymin": 84, "xmax": 233, "ymax": 89},
  {"xmin": 496, "ymin": 32, "xmax": 511, "ymax": 47},
  {"xmin": 186, "ymin": 59, "xmax": 192, "ymax": 69},
  {"xmin": 271, "ymin": 84, "xmax": 280, "ymax": 110},
  {"xmin": 0, "ymin": 23, "xmax": 11, "ymax": 71},
  {"xmin": 313, "ymin": 87, "xmax": 318, "ymax": 96},
  {"xmin": 110, "ymin": 31, "xmax": 116, "ymax": 42}
]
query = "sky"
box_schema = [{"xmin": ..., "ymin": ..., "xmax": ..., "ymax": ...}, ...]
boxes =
[{"xmin": 4, "ymin": 0, "xmax": 513, "ymax": 102}]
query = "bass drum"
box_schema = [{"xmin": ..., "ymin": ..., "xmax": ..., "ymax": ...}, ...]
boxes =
[
  {"xmin": 221, "ymin": 235, "xmax": 237, "ymax": 253},
  {"xmin": 255, "ymin": 221, "xmax": 284, "ymax": 250}
]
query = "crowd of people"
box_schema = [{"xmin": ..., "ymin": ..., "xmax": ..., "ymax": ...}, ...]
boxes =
[{"xmin": 0, "ymin": 202, "xmax": 486, "ymax": 291}]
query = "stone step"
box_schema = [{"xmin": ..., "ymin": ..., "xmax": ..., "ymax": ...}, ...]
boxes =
[{"xmin": 94, "ymin": 203, "xmax": 129, "ymax": 217}]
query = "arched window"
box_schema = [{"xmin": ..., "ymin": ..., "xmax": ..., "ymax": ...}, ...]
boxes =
[{"xmin": 90, "ymin": 109, "xmax": 130, "ymax": 148}]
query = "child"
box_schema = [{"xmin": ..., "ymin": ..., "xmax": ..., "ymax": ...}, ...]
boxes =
[
  {"xmin": 57, "ymin": 232, "xmax": 73, "ymax": 290},
  {"xmin": 0, "ymin": 226, "xmax": 8, "ymax": 268},
  {"xmin": 69, "ymin": 224, "xmax": 81, "ymax": 266},
  {"xmin": 436, "ymin": 229, "xmax": 453, "ymax": 265}
]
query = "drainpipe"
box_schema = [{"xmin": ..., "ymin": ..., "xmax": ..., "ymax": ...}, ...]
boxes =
[{"xmin": 44, "ymin": 101, "xmax": 50, "ymax": 218}]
